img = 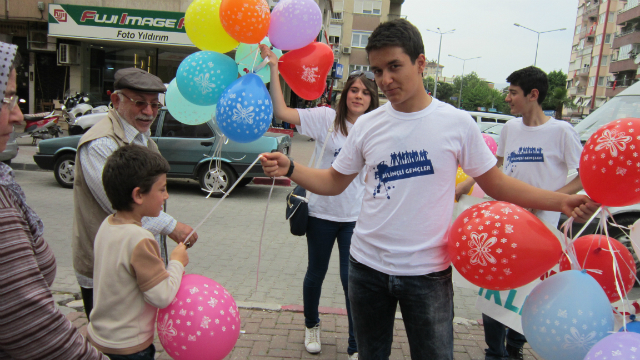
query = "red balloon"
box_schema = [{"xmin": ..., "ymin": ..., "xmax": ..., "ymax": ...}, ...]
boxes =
[
  {"xmin": 278, "ymin": 42, "xmax": 333, "ymax": 100},
  {"xmin": 449, "ymin": 201, "xmax": 563, "ymax": 290},
  {"xmin": 559, "ymin": 234, "xmax": 636, "ymax": 303},
  {"xmin": 580, "ymin": 118, "xmax": 640, "ymax": 207}
]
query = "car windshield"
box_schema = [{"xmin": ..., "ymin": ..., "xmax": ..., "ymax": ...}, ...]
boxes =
[
  {"xmin": 478, "ymin": 122, "xmax": 497, "ymax": 132},
  {"xmin": 483, "ymin": 124, "xmax": 504, "ymax": 135},
  {"xmin": 573, "ymin": 95, "xmax": 640, "ymax": 139}
]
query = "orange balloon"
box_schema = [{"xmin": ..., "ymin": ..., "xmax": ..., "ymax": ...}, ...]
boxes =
[{"xmin": 220, "ymin": 0, "xmax": 271, "ymax": 44}]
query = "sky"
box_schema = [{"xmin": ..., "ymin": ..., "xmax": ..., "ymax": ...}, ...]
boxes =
[{"xmin": 401, "ymin": 0, "xmax": 580, "ymax": 89}]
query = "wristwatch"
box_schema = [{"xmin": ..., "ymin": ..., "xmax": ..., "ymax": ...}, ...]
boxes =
[{"xmin": 285, "ymin": 156, "xmax": 295, "ymax": 177}]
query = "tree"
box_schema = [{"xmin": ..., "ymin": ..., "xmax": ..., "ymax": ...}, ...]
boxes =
[
  {"xmin": 541, "ymin": 70, "xmax": 574, "ymax": 119},
  {"xmin": 423, "ymin": 76, "xmax": 457, "ymax": 106}
]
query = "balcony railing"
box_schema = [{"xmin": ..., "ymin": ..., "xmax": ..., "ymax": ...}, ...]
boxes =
[
  {"xmin": 607, "ymin": 78, "xmax": 637, "ymax": 88},
  {"xmin": 620, "ymin": 0, "xmax": 639, "ymax": 14},
  {"xmin": 615, "ymin": 28, "xmax": 640, "ymax": 38},
  {"xmin": 579, "ymin": 66, "xmax": 591, "ymax": 75},
  {"xmin": 579, "ymin": 46, "xmax": 594, "ymax": 56},
  {"xmin": 569, "ymin": 86, "xmax": 587, "ymax": 95}
]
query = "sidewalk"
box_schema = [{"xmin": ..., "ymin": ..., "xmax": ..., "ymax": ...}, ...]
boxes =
[{"xmin": 57, "ymin": 292, "xmax": 542, "ymax": 360}]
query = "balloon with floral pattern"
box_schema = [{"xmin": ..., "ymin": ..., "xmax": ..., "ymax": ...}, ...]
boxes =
[
  {"xmin": 220, "ymin": 0, "xmax": 271, "ymax": 44},
  {"xmin": 448, "ymin": 201, "xmax": 563, "ymax": 290},
  {"xmin": 176, "ymin": 51, "xmax": 237, "ymax": 106},
  {"xmin": 579, "ymin": 118, "xmax": 640, "ymax": 207},
  {"xmin": 185, "ymin": 0, "xmax": 239, "ymax": 53},
  {"xmin": 268, "ymin": 0, "xmax": 322, "ymax": 50},
  {"xmin": 157, "ymin": 274, "xmax": 240, "ymax": 360},
  {"xmin": 585, "ymin": 332, "xmax": 640, "ymax": 360},
  {"xmin": 215, "ymin": 73, "xmax": 273, "ymax": 143}
]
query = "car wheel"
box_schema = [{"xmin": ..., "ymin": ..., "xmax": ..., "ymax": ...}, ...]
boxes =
[
  {"xmin": 198, "ymin": 163, "xmax": 237, "ymax": 197},
  {"xmin": 607, "ymin": 215, "xmax": 640, "ymax": 278},
  {"xmin": 237, "ymin": 177, "xmax": 253, "ymax": 187},
  {"xmin": 54, "ymin": 154, "xmax": 76, "ymax": 188}
]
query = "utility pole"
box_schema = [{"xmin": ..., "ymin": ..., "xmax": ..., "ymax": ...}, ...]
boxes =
[{"xmin": 424, "ymin": 28, "xmax": 454, "ymax": 99}]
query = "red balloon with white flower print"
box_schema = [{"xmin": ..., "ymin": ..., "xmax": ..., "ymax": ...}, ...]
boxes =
[
  {"xmin": 157, "ymin": 274, "xmax": 240, "ymax": 360},
  {"xmin": 579, "ymin": 118, "xmax": 640, "ymax": 207},
  {"xmin": 448, "ymin": 201, "xmax": 563, "ymax": 290}
]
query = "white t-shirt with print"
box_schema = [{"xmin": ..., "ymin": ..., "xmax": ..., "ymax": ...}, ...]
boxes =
[
  {"xmin": 332, "ymin": 99, "xmax": 497, "ymax": 276},
  {"xmin": 296, "ymin": 107, "xmax": 366, "ymax": 222},
  {"xmin": 497, "ymin": 117, "xmax": 582, "ymax": 226}
]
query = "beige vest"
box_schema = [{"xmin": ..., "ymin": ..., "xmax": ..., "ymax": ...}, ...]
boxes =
[{"xmin": 72, "ymin": 109, "xmax": 159, "ymax": 279}]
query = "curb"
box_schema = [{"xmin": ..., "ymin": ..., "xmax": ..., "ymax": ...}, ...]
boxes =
[{"xmin": 9, "ymin": 162, "xmax": 44, "ymax": 171}]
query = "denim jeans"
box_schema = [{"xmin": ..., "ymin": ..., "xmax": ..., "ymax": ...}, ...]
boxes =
[
  {"xmin": 482, "ymin": 314, "xmax": 527, "ymax": 360},
  {"xmin": 105, "ymin": 344, "xmax": 155, "ymax": 360},
  {"xmin": 304, "ymin": 216, "xmax": 357, "ymax": 355},
  {"xmin": 348, "ymin": 256, "xmax": 454, "ymax": 360}
]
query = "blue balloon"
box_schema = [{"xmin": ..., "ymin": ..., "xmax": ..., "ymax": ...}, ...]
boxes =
[
  {"xmin": 165, "ymin": 79, "xmax": 216, "ymax": 125},
  {"xmin": 619, "ymin": 321, "xmax": 640, "ymax": 334},
  {"xmin": 522, "ymin": 270, "xmax": 614, "ymax": 360},
  {"xmin": 215, "ymin": 74, "xmax": 273, "ymax": 143},
  {"xmin": 176, "ymin": 51, "xmax": 237, "ymax": 106}
]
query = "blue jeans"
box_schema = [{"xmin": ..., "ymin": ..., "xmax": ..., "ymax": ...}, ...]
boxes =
[
  {"xmin": 482, "ymin": 314, "xmax": 527, "ymax": 360},
  {"xmin": 304, "ymin": 216, "xmax": 357, "ymax": 355},
  {"xmin": 105, "ymin": 344, "xmax": 155, "ymax": 360},
  {"xmin": 348, "ymin": 256, "xmax": 454, "ymax": 360}
]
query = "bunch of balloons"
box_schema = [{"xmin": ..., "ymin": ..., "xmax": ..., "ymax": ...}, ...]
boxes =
[{"xmin": 165, "ymin": 0, "xmax": 335, "ymax": 143}]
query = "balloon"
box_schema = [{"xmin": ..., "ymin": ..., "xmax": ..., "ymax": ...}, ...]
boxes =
[
  {"xmin": 157, "ymin": 274, "xmax": 240, "ymax": 360},
  {"xmin": 631, "ymin": 219, "xmax": 640, "ymax": 258},
  {"xmin": 268, "ymin": 0, "xmax": 322, "ymax": 50},
  {"xmin": 185, "ymin": 0, "xmax": 239, "ymax": 53},
  {"xmin": 216, "ymin": 74, "xmax": 273, "ymax": 143},
  {"xmin": 619, "ymin": 321, "xmax": 640, "ymax": 334},
  {"xmin": 559, "ymin": 234, "xmax": 636, "ymax": 303},
  {"xmin": 220, "ymin": 0, "xmax": 270, "ymax": 44},
  {"xmin": 455, "ymin": 167, "xmax": 473, "ymax": 201},
  {"xmin": 579, "ymin": 118, "xmax": 640, "ymax": 207},
  {"xmin": 482, "ymin": 134, "xmax": 498, "ymax": 155},
  {"xmin": 165, "ymin": 79, "xmax": 216, "ymax": 125},
  {"xmin": 278, "ymin": 42, "xmax": 334, "ymax": 100},
  {"xmin": 585, "ymin": 332, "xmax": 640, "ymax": 360},
  {"xmin": 522, "ymin": 270, "xmax": 614, "ymax": 360},
  {"xmin": 235, "ymin": 38, "xmax": 283, "ymax": 84},
  {"xmin": 176, "ymin": 51, "xmax": 237, "ymax": 106},
  {"xmin": 449, "ymin": 201, "xmax": 562, "ymax": 290}
]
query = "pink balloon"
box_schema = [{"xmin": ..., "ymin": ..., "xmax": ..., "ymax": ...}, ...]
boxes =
[
  {"xmin": 157, "ymin": 274, "xmax": 240, "ymax": 360},
  {"xmin": 470, "ymin": 184, "xmax": 485, "ymax": 199},
  {"xmin": 482, "ymin": 134, "xmax": 498, "ymax": 155}
]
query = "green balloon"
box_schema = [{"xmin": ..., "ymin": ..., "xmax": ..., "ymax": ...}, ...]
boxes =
[{"xmin": 235, "ymin": 37, "xmax": 283, "ymax": 84}]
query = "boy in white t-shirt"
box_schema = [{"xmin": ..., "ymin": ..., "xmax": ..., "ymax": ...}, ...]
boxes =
[
  {"xmin": 455, "ymin": 67, "xmax": 584, "ymax": 360},
  {"xmin": 260, "ymin": 19, "xmax": 597, "ymax": 360}
]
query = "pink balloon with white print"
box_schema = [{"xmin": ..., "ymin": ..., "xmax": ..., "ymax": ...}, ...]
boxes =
[
  {"xmin": 482, "ymin": 134, "xmax": 498, "ymax": 156},
  {"xmin": 157, "ymin": 274, "xmax": 240, "ymax": 360}
]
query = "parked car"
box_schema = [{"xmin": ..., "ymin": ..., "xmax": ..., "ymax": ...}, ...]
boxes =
[
  {"xmin": 0, "ymin": 131, "xmax": 18, "ymax": 165},
  {"xmin": 480, "ymin": 123, "xmax": 504, "ymax": 144},
  {"xmin": 33, "ymin": 108, "xmax": 291, "ymax": 196},
  {"xmin": 467, "ymin": 111, "xmax": 514, "ymax": 124}
]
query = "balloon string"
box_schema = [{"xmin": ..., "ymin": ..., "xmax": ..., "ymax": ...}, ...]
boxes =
[
  {"xmin": 600, "ymin": 207, "xmax": 627, "ymax": 332},
  {"xmin": 256, "ymin": 177, "xmax": 276, "ymax": 290},
  {"xmin": 251, "ymin": 48, "xmax": 260, "ymax": 73},
  {"xmin": 184, "ymin": 155, "xmax": 263, "ymax": 243},
  {"xmin": 236, "ymin": 46, "xmax": 259, "ymax": 64}
]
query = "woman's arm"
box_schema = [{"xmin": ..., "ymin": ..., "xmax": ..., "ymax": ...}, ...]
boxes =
[
  {"xmin": 0, "ymin": 206, "xmax": 107, "ymax": 360},
  {"xmin": 259, "ymin": 44, "xmax": 301, "ymax": 125}
]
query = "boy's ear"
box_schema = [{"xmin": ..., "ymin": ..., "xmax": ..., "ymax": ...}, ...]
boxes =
[
  {"xmin": 528, "ymin": 88, "xmax": 540, "ymax": 103},
  {"xmin": 131, "ymin": 187, "xmax": 144, "ymax": 205},
  {"xmin": 416, "ymin": 54, "xmax": 426, "ymax": 74}
]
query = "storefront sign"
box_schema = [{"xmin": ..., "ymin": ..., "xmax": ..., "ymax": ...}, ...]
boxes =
[{"xmin": 48, "ymin": 4, "xmax": 195, "ymax": 47}]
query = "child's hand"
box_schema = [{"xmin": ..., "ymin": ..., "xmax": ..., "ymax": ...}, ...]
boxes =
[{"xmin": 170, "ymin": 243, "xmax": 189, "ymax": 267}]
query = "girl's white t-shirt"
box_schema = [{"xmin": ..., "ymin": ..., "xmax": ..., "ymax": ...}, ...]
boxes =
[
  {"xmin": 332, "ymin": 99, "xmax": 497, "ymax": 275},
  {"xmin": 296, "ymin": 107, "xmax": 366, "ymax": 222}
]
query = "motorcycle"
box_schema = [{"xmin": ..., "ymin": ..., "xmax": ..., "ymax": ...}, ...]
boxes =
[
  {"xmin": 20, "ymin": 110, "xmax": 62, "ymax": 144},
  {"xmin": 61, "ymin": 92, "xmax": 109, "ymax": 126}
]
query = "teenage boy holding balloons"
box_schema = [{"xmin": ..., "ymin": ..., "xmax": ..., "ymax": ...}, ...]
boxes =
[
  {"xmin": 455, "ymin": 66, "xmax": 584, "ymax": 360},
  {"xmin": 260, "ymin": 19, "xmax": 598, "ymax": 359}
]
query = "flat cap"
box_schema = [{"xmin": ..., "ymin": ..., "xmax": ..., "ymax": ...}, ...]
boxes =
[{"xmin": 114, "ymin": 68, "xmax": 166, "ymax": 93}]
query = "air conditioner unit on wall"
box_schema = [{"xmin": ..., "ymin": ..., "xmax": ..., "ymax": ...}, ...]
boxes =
[
  {"xmin": 28, "ymin": 30, "xmax": 57, "ymax": 51},
  {"xmin": 343, "ymin": 46, "xmax": 351, "ymax": 54},
  {"xmin": 58, "ymin": 44, "xmax": 81, "ymax": 65}
]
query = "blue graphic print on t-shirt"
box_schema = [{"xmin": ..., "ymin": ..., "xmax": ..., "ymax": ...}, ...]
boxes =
[
  {"xmin": 373, "ymin": 150, "xmax": 434, "ymax": 199},
  {"xmin": 505, "ymin": 146, "xmax": 545, "ymax": 173}
]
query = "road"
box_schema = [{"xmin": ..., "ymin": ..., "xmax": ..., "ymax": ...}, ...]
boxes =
[{"xmin": 13, "ymin": 132, "xmax": 483, "ymax": 320}]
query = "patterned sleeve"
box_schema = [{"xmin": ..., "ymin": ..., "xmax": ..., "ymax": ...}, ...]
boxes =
[{"xmin": 0, "ymin": 201, "xmax": 107, "ymax": 359}]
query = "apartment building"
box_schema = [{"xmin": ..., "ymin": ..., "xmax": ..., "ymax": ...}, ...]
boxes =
[
  {"xmin": 423, "ymin": 61, "xmax": 445, "ymax": 79},
  {"xmin": 566, "ymin": 0, "xmax": 624, "ymax": 118},
  {"xmin": 608, "ymin": 0, "xmax": 640, "ymax": 97}
]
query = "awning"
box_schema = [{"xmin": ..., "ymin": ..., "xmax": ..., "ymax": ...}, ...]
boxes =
[
  {"xmin": 595, "ymin": 97, "xmax": 607, "ymax": 107},
  {"xmin": 574, "ymin": 96, "xmax": 583, "ymax": 106},
  {"xmin": 582, "ymin": 97, "xmax": 592, "ymax": 107}
]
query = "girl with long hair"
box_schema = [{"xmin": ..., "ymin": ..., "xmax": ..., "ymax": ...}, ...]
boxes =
[{"xmin": 260, "ymin": 44, "xmax": 379, "ymax": 360}]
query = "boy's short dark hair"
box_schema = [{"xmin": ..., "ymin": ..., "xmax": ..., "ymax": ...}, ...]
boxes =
[
  {"xmin": 506, "ymin": 66, "xmax": 549, "ymax": 105},
  {"xmin": 102, "ymin": 144, "xmax": 170, "ymax": 212},
  {"xmin": 366, "ymin": 19, "xmax": 424, "ymax": 63}
]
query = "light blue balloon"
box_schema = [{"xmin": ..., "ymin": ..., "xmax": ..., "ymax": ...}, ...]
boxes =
[
  {"xmin": 176, "ymin": 51, "xmax": 237, "ymax": 106},
  {"xmin": 235, "ymin": 38, "xmax": 283, "ymax": 84},
  {"xmin": 522, "ymin": 270, "xmax": 614, "ymax": 360},
  {"xmin": 165, "ymin": 79, "xmax": 216, "ymax": 125},
  {"xmin": 216, "ymin": 74, "xmax": 273, "ymax": 143}
]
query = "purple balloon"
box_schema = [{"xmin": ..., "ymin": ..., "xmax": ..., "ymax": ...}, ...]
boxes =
[
  {"xmin": 268, "ymin": 0, "xmax": 322, "ymax": 50},
  {"xmin": 585, "ymin": 332, "xmax": 640, "ymax": 360}
]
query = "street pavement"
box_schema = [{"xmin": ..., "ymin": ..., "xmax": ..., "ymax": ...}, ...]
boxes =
[{"xmin": 13, "ymin": 132, "xmax": 546, "ymax": 359}]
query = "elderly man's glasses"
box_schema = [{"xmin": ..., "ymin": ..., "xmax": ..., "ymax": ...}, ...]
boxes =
[
  {"xmin": 1, "ymin": 95, "xmax": 25, "ymax": 112},
  {"xmin": 117, "ymin": 92, "xmax": 163, "ymax": 110},
  {"xmin": 349, "ymin": 70, "xmax": 375, "ymax": 81}
]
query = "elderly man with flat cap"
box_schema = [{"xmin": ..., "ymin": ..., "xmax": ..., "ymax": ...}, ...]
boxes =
[{"xmin": 72, "ymin": 68, "xmax": 198, "ymax": 318}]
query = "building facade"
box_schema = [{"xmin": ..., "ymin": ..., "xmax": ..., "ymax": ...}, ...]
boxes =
[
  {"xmin": 566, "ymin": 0, "xmax": 624, "ymax": 119},
  {"xmin": 608, "ymin": 0, "xmax": 640, "ymax": 97}
]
